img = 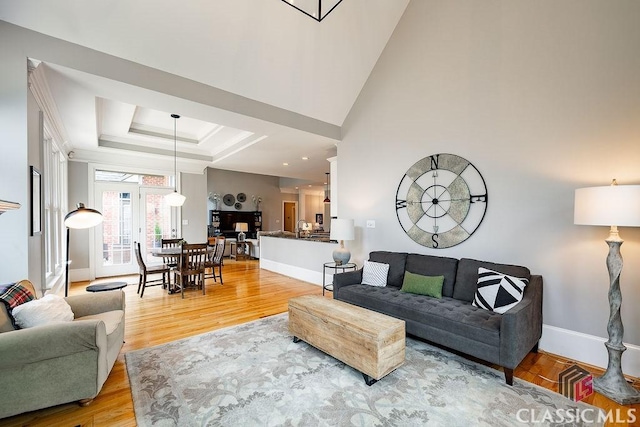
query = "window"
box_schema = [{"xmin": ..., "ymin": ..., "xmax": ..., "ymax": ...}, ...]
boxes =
[
  {"xmin": 43, "ymin": 137, "xmax": 67, "ymax": 287},
  {"xmin": 95, "ymin": 170, "xmax": 171, "ymax": 187},
  {"xmin": 119, "ymin": 193, "xmax": 132, "ymax": 245}
]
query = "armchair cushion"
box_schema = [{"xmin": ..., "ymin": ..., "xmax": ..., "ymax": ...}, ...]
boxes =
[{"xmin": 77, "ymin": 310, "xmax": 124, "ymax": 335}]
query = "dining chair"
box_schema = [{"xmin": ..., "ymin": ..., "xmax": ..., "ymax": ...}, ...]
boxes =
[
  {"xmin": 161, "ymin": 238, "xmax": 182, "ymax": 268},
  {"xmin": 134, "ymin": 241, "xmax": 170, "ymax": 297},
  {"xmin": 176, "ymin": 243, "xmax": 208, "ymax": 299},
  {"xmin": 205, "ymin": 237, "xmax": 226, "ymax": 284},
  {"xmin": 161, "ymin": 238, "xmax": 182, "ymax": 289}
]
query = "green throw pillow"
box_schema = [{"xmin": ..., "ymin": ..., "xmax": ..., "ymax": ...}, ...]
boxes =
[{"xmin": 400, "ymin": 272, "xmax": 444, "ymax": 298}]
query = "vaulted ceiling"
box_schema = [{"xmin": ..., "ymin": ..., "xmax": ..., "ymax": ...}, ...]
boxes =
[{"xmin": 1, "ymin": 0, "xmax": 410, "ymax": 187}]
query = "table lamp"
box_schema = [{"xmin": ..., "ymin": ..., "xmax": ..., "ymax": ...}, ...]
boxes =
[
  {"xmin": 236, "ymin": 222, "xmax": 248, "ymax": 242},
  {"xmin": 64, "ymin": 203, "xmax": 103, "ymax": 297},
  {"xmin": 330, "ymin": 218, "xmax": 354, "ymax": 265},
  {"xmin": 574, "ymin": 180, "xmax": 640, "ymax": 405}
]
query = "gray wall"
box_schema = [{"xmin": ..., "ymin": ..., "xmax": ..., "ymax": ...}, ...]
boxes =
[
  {"xmin": 0, "ymin": 28, "xmax": 29, "ymax": 284},
  {"xmin": 206, "ymin": 167, "xmax": 286, "ymax": 232},
  {"xmin": 67, "ymin": 161, "xmax": 90, "ymax": 269},
  {"xmin": 27, "ymin": 87, "xmax": 44, "ymax": 294},
  {"xmin": 340, "ymin": 0, "xmax": 640, "ymax": 345},
  {"xmin": 181, "ymin": 171, "xmax": 207, "ymax": 243}
]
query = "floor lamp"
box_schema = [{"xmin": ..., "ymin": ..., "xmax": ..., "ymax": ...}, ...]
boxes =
[
  {"xmin": 574, "ymin": 180, "xmax": 640, "ymax": 405},
  {"xmin": 64, "ymin": 203, "xmax": 103, "ymax": 297}
]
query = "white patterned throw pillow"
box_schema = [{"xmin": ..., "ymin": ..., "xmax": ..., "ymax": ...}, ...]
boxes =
[
  {"xmin": 361, "ymin": 260, "xmax": 390, "ymax": 287},
  {"xmin": 11, "ymin": 294, "xmax": 75, "ymax": 328},
  {"xmin": 472, "ymin": 267, "xmax": 529, "ymax": 314}
]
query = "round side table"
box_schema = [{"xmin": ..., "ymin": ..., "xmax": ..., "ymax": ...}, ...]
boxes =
[
  {"xmin": 86, "ymin": 281, "xmax": 127, "ymax": 292},
  {"xmin": 322, "ymin": 262, "xmax": 357, "ymax": 296}
]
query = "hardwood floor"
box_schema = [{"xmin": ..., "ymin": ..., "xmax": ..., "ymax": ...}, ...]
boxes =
[{"xmin": 3, "ymin": 259, "xmax": 639, "ymax": 426}]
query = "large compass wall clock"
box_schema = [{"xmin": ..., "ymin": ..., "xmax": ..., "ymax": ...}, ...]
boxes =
[{"xmin": 395, "ymin": 153, "xmax": 488, "ymax": 249}]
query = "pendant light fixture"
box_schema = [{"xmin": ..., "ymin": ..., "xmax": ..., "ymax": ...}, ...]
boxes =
[
  {"xmin": 165, "ymin": 114, "xmax": 186, "ymax": 207},
  {"xmin": 323, "ymin": 172, "xmax": 331, "ymax": 203},
  {"xmin": 281, "ymin": 0, "xmax": 344, "ymax": 22}
]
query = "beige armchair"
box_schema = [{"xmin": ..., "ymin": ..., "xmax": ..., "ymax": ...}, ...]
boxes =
[{"xmin": 0, "ymin": 280, "xmax": 125, "ymax": 419}]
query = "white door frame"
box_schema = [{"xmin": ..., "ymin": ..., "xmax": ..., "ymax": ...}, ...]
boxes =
[
  {"xmin": 94, "ymin": 182, "xmax": 140, "ymax": 277},
  {"xmin": 282, "ymin": 200, "xmax": 298, "ymax": 232}
]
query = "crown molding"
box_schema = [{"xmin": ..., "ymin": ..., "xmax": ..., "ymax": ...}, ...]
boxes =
[{"xmin": 28, "ymin": 60, "xmax": 71, "ymax": 155}]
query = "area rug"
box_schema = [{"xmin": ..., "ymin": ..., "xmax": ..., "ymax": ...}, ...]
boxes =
[{"xmin": 125, "ymin": 314, "xmax": 603, "ymax": 426}]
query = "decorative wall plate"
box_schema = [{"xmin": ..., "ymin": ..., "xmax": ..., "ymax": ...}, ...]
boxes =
[
  {"xmin": 223, "ymin": 194, "xmax": 235, "ymax": 206},
  {"xmin": 234, "ymin": 202, "xmax": 242, "ymax": 210},
  {"xmin": 237, "ymin": 193, "xmax": 247, "ymax": 202},
  {"xmin": 395, "ymin": 153, "xmax": 488, "ymax": 249}
]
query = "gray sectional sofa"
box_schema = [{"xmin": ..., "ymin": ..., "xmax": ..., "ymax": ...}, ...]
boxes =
[{"xmin": 333, "ymin": 251, "xmax": 543, "ymax": 385}]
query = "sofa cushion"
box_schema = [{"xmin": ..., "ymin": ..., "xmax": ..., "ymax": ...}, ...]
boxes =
[
  {"xmin": 369, "ymin": 251, "xmax": 408, "ymax": 288},
  {"xmin": 12, "ymin": 294, "xmax": 74, "ymax": 328},
  {"xmin": 405, "ymin": 254, "xmax": 458, "ymax": 297},
  {"xmin": 472, "ymin": 268, "xmax": 529, "ymax": 313},
  {"xmin": 401, "ymin": 272, "xmax": 444, "ymax": 298},
  {"xmin": 77, "ymin": 310, "xmax": 125, "ymax": 336},
  {"xmin": 453, "ymin": 258, "xmax": 531, "ymax": 303},
  {"xmin": 361, "ymin": 261, "xmax": 390, "ymax": 287},
  {"xmin": 338, "ymin": 285, "xmax": 501, "ymax": 347},
  {"xmin": 0, "ymin": 282, "xmax": 36, "ymax": 329}
]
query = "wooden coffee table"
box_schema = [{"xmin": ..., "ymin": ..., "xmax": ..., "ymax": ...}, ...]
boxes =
[{"xmin": 288, "ymin": 295, "xmax": 405, "ymax": 385}]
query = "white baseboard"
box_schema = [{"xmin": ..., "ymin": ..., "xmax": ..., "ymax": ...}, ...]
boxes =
[
  {"xmin": 259, "ymin": 259, "xmax": 322, "ymax": 287},
  {"xmin": 540, "ymin": 324, "xmax": 640, "ymax": 378},
  {"xmin": 69, "ymin": 268, "xmax": 91, "ymax": 283}
]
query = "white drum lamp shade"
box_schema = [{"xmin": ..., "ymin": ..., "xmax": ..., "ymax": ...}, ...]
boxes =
[
  {"xmin": 574, "ymin": 185, "xmax": 640, "ymax": 227},
  {"xmin": 330, "ymin": 218, "xmax": 354, "ymax": 265}
]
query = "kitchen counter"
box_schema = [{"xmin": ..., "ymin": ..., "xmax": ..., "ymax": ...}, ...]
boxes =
[
  {"xmin": 259, "ymin": 230, "xmax": 332, "ymax": 243},
  {"xmin": 259, "ymin": 235, "xmax": 340, "ymax": 286}
]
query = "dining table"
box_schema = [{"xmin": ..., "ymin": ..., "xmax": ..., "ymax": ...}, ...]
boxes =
[{"xmin": 150, "ymin": 245, "xmax": 215, "ymax": 294}]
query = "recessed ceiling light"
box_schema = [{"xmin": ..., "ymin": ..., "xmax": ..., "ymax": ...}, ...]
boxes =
[
  {"xmin": 283, "ymin": 162, "xmax": 289, "ymax": 166},
  {"xmin": 308, "ymin": 185, "xmax": 312, "ymax": 187},
  {"xmin": 302, "ymin": 157, "xmax": 309, "ymax": 160}
]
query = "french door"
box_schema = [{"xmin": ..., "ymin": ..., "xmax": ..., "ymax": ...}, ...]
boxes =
[
  {"xmin": 139, "ymin": 187, "xmax": 176, "ymax": 265},
  {"xmin": 95, "ymin": 184, "xmax": 177, "ymax": 278}
]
